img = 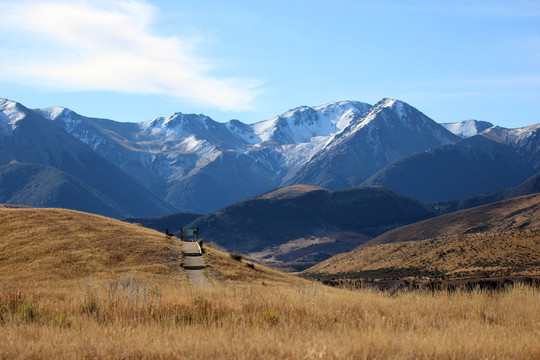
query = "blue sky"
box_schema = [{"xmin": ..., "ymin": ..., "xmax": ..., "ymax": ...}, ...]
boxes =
[{"xmin": 0, "ymin": 0, "xmax": 539, "ymax": 127}]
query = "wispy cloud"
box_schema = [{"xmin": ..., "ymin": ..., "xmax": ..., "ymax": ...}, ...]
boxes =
[{"xmin": 0, "ymin": 0, "xmax": 261, "ymax": 111}]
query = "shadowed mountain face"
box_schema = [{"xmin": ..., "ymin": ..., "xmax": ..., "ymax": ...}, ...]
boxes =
[
  {"xmin": 363, "ymin": 135, "xmax": 537, "ymax": 203},
  {"xmin": 181, "ymin": 186, "xmax": 438, "ymax": 270},
  {"xmin": 436, "ymin": 172, "xmax": 540, "ymax": 213},
  {"xmin": 0, "ymin": 162, "xmax": 126, "ymax": 218},
  {"xmin": 0, "ymin": 100, "xmax": 177, "ymax": 218}
]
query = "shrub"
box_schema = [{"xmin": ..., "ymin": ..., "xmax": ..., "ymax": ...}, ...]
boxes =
[
  {"xmin": 262, "ymin": 309, "xmax": 280, "ymax": 325},
  {"xmin": 17, "ymin": 300, "xmax": 39, "ymax": 322},
  {"xmin": 230, "ymin": 253, "xmax": 244, "ymax": 261},
  {"xmin": 53, "ymin": 312, "xmax": 71, "ymax": 327}
]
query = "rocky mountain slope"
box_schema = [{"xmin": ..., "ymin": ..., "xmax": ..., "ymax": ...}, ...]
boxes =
[
  {"xmin": 36, "ymin": 100, "xmax": 373, "ymax": 213},
  {"xmin": 285, "ymin": 99, "xmax": 460, "ymax": 189}
]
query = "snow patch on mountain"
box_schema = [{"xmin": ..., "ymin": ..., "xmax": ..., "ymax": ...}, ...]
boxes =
[
  {"xmin": 37, "ymin": 106, "xmax": 66, "ymax": 120},
  {"xmin": 482, "ymin": 124, "xmax": 540, "ymax": 145},
  {"xmin": 442, "ymin": 120, "xmax": 494, "ymax": 138},
  {"xmin": 252, "ymin": 101, "xmax": 371, "ymax": 145},
  {"xmin": 226, "ymin": 119, "xmax": 261, "ymax": 144},
  {"xmin": 0, "ymin": 99, "xmax": 25, "ymax": 134}
]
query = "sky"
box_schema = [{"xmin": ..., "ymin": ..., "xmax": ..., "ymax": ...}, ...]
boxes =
[{"xmin": 0, "ymin": 0, "xmax": 539, "ymax": 127}]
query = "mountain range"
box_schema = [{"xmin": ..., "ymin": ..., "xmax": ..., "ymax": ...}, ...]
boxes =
[{"xmin": 1, "ymin": 97, "xmax": 538, "ymax": 216}]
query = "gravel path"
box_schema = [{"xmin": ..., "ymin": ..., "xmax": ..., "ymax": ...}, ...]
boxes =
[{"xmin": 181, "ymin": 241, "xmax": 211, "ymax": 288}]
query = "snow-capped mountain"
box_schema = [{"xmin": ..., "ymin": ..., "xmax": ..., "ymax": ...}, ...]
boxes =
[
  {"xmin": 481, "ymin": 124, "xmax": 540, "ymax": 173},
  {"xmin": 0, "ymin": 99, "xmax": 26, "ymax": 135},
  {"xmin": 285, "ymin": 99, "xmax": 460, "ymax": 189},
  {"xmin": 442, "ymin": 120, "xmax": 494, "ymax": 138},
  {"xmin": 35, "ymin": 100, "xmax": 374, "ymax": 212},
  {"xmin": 0, "ymin": 100, "xmax": 177, "ymax": 217},
  {"xmin": 3, "ymin": 96, "xmax": 538, "ymax": 215},
  {"xmin": 252, "ymin": 101, "xmax": 371, "ymax": 144}
]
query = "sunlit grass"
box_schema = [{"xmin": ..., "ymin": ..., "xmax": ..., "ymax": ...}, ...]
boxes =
[
  {"xmin": 1, "ymin": 206, "xmax": 539, "ymax": 358},
  {"xmin": 1, "ymin": 278, "xmax": 539, "ymax": 359}
]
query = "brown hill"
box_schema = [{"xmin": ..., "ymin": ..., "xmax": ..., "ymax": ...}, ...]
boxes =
[
  {"xmin": 0, "ymin": 207, "xmax": 181, "ymax": 285},
  {"xmin": 0, "ymin": 207, "xmax": 305, "ymax": 288},
  {"xmin": 305, "ymin": 193, "xmax": 540, "ymax": 280}
]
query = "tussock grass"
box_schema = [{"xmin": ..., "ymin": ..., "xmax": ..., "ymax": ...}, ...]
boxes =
[
  {"xmin": 0, "ymin": 207, "xmax": 182, "ymax": 285},
  {"xmin": 1, "ymin": 206, "xmax": 539, "ymax": 358},
  {"xmin": 308, "ymin": 228, "xmax": 540, "ymax": 278},
  {"xmin": 307, "ymin": 193, "xmax": 540, "ymax": 279},
  {"xmin": 204, "ymin": 243, "xmax": 309, "ymax": 286},
  {"xmin": 0, "ymin": 278, "xmax": 539, "ymax": 359}
]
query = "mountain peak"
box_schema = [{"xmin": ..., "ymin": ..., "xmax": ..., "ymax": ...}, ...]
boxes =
[
  {"xmin": 349, "ymin": 98, "xmax": 420, "ymax": 132},
  {"xmin": 252, "ymin": 100, "xmax": 371, "ymax": 144},
  {"xmin": 37, "ymin": 106, "xmax": 70, "ymax": 120},
  {"xmin": 0, "ymin": 98, "xmax": 27, "ymax": 133},
  {"xmin": 482, "ymin": 124, "xmax": 540, "ymax": 145},
  {"xmin": 378, "ymin": 98, "xmax": 398, "ymax": 107},
  {"xmin": 441, "ymin": 119, "xmax": 494, "ymax": 138}
]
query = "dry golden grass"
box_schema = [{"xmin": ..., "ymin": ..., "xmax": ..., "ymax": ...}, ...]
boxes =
[
  {"xmin": 203, "ymin": 243, "xmax": 310, "ymax": 286},
  {"xmin": 1, "ymin": 278, "xmax": 539, "ymax": 359},
  {"xmin": 0, "ymin": 206, "xmax": 303, "ymax": 288},
  {"xmin": 0, "ymin": 207, "xmax": 182, "ymax": 286},
  {"xmin": 367, "ymin": 193, "xmax": 540, "ymax": 247},
  {"xmin": 1, "ymin": 206, "xmax": 539, "ymax": 358},
  {"xmin": 307, "ymin": 194, "xmax": 540, "ymax": 279},
  {"xmin": 307, "ymin": 228, "xmax": 540, "ymax": 278}
]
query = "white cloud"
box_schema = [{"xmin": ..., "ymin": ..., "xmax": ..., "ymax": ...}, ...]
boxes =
[{"xmin": 0, "ymin": 0, "xmax": 261, "ymax": 111}]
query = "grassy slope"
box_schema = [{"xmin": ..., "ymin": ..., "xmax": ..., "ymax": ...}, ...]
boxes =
[
  {"xmin": 0, "ymin": 207, "xmax": 182, "ymax": 285},
  {"xmin": 256, "ymin": 184, "xmax": 325, "ymax": 200},
  {"xmin": 306, "ymin": 193, "xmax": 540, "ymax": 279},
  {"xmin": 0, "ymin": 206, "xmax": 306, "ymax": 288}
]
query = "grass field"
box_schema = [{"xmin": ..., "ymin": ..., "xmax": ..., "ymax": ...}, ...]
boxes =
[
  {"xmin": 1, "ymin": 280, "xmax": 539, "ymax": 359},
  {"xmin": 1, "ymin": 206, "xmax": 539, "ymax": 359}
]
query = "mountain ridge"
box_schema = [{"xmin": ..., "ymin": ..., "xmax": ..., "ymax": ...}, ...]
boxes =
[
  {"xmin": 0, "ymin": 101, "xmax": 178, "ymax": 217},
  {"xmin": 2, "ymin": 96, "xmax": 538, "ymax": 215},
  {"xmin": 285, "ymin": 98, "xmax": 460, "ymax": 189}
]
